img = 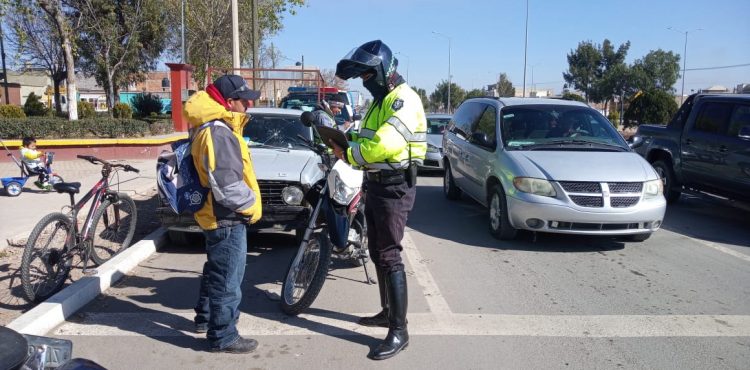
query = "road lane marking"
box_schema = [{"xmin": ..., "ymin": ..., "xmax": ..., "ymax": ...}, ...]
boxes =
[
  {"xmin": 663, "ymin": 229, "xmax": 750, "ymax": 263},
  {"xmin": 402, "ymin": 228, "xmax": 453, "ymax": 315},
  {"xmin": 53, "ymin": 312, "xmax": 750, "ymax": 338}
]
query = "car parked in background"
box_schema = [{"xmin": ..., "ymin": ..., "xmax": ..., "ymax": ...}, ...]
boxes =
[
  {"xmin": 157, "ymin": 108, "xmax": 324, "ymax": 245},
  {"xmin": 443, "ymin": 97, "xmax": 666, "ymax": 241},
  {"xmin": 419, "ymin": 113, "xmax": 452, "ymax": 172}
]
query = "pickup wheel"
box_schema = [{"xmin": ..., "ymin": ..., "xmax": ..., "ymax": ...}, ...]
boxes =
[{"xmin": 652, "ymin": 160, "xmax": 681, "ymax": 203}]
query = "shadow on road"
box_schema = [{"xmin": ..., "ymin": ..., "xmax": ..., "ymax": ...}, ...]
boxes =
[
  {"xmin": 408, "ymin": 184, "xmax": 626, "ymax": 252},
  {"xmin": 659, "ymin": 193, "xmax": 750, "ymax": 248}
]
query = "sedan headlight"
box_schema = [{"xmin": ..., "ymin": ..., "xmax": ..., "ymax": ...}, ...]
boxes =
[
  {"xmin": 427, "ymin": 143, "xmax": 439, "ymax": 153},
  {"xmin": 643, "ymin": 179, "xmax": 664, "ymax": 199},
  {"xmin": 281, "ymin": 186, "xmax": 304, "ymax": 205},
  {"xmin": 512, "ymin": 177, "xmax": 557, "ymax": 197}
]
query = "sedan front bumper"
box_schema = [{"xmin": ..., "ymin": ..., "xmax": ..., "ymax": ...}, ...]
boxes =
[{"xmin": 419, "ymin": 150, "xmax": 444, "ymax": 171}]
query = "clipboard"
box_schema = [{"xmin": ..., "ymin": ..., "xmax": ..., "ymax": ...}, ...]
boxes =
[{"xmin": 316, "ymin": 125, "xmax": 349, "ymax": 150}]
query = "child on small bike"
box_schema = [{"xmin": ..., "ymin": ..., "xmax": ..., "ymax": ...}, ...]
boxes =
[{"xmin": 21, "ymin": 137, "xmax": 50, "ymax": 190}]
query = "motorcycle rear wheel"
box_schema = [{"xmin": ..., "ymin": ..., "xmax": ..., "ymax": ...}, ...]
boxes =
[{"xmin": 280, "ymin": 230, "xmax": 332, "ymax": 316}]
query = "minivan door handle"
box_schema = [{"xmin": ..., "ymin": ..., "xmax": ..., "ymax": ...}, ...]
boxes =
[{"xmin": 685, "ymin": 138, "xmax": 693, "ymax": 145}]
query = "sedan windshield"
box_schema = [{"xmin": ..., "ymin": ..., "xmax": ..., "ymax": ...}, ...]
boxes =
[
  {"xmin": 242, "ymin": 114, "xmax": 312, "ymax": 149},
  {"xmin": 500, "ymin": 105, "xmax": 629, "ymax": 150}
]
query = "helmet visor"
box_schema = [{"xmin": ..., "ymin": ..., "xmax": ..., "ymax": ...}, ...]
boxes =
[{"xmin": 335, "ymin": 47, "xmax": 381, "ymax": 80}]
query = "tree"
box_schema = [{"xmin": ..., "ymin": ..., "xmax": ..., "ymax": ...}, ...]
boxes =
[
  {"xmin": 37, "ymin": 0, "xmax": 78, "ymax": 120},
  {"xmin": 163, "ymin": 0, "xmax": 305, "ymax": 87},
  {"xmin": 23, "ymin": 92, "xmax": 47, "ymax": 116},
  {"xmin": 563, "ymin": 41, "xmax": 601, "ymax": 102},
  {"xmin": 631, "ymin": 49, "xmax": 680, "ymax": 92},
  {"xmin": 624, "ymin": 89, "xmax": 678, "ymax": 126},
  {"xmin": 6, "ymin": 3, "xmax": 68, "ymax": 115},
  {"xmin": 72, "ymin": 0, "xmax": 168, "ymax": 112},
  {"xmin": 465, "ymin": 89, "xmax": 485, "ymax": 100},
  {"xmin": 496, "ymin": 73, "xmax": 515, "ymax": 97},
  {"xmin": 411, "ymin": 86, "xmax": 429, "ymax": 111},
  {"xmin": 320, "ymin": 68, "xmax": 347, "ymax": 90},
  {"xmin": 561, "ymin": 91, "xmax": 586, "ymax": 102},
  {"xmin": 430, "ymin": 80, "xmax": 465, "ymax": 113}
]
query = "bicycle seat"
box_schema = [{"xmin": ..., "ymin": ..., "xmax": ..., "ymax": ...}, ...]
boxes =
[{"xmin": 53, "ymin": 182, "xmax": 81, "ymax": 194}]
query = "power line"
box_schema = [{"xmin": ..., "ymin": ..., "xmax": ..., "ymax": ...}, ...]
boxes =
[{"xmin": 684, "ymin": 63, "xmax": 750, "ymax": 71}]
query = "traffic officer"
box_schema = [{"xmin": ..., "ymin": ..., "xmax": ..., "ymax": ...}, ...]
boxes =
[{"xmin": 330, "ymin": 40, "xmax": 427, "ymax": 360}]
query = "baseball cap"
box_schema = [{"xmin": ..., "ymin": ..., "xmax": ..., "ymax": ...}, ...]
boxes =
[{"xmin": 213, "ymin": 74, "xmax": 261, "ymax": 101}]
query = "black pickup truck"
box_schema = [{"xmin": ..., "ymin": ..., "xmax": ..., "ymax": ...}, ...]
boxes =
[{"xmin": 631, "ymin": 93, "xmax": 750, "ymax": 204}]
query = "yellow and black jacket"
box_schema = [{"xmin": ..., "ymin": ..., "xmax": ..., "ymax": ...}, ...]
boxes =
[
  {"xmin": 347, "ymin": 83, "xmax": 427, "ymax": 170},
  {"xmin": 183, "ymin": 91, "xmax": 262, "ymax": 230}
]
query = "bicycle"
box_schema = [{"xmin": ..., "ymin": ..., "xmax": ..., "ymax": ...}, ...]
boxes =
[{"xmin": 20, "ymin": 155, "xmax": 140, "ymax": 303}]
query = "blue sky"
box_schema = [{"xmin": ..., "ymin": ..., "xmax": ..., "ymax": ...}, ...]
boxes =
[{"xmin": 269, "ymin": 0, "xmax": 750, "ymax": 97}]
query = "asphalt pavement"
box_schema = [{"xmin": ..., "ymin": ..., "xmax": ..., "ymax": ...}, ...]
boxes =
[{"xmin": 44, "ymin": 175, "xmax": 750, "ymax": 369}]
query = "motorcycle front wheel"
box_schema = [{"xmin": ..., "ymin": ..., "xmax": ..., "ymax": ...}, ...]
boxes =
[{"xmin": 280, "ymin": 230, "xmax": 332, "ymax": 316}]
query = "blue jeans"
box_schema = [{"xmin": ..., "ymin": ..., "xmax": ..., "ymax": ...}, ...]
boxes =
[{"xmin": 194, "ymin": 223, "xmax": 247, "ymax": 350}]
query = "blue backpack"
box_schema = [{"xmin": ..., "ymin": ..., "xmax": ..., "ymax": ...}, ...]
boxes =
[{"xmin": 157, "ymin": 122, "xmax": 228, "ymax": 214}]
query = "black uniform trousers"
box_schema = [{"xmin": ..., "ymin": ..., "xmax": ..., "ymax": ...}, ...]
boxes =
[{"xmin": 364, "ymin": 179, "xmax": 416, "ymax": 274}]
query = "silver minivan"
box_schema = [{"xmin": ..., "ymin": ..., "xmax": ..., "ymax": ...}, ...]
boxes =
[{"xmin": 442, "ymin": 97, "xmax": 666, "ymax": 241}]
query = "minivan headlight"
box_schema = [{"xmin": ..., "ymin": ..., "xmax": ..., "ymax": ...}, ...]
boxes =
[
  {"xmin": 512, "ymin": 177, "xmax": 557, "ymax": 197},
  {"xmin": 643, "ymin": 179, "xmax": 663, "ymax": 199}
]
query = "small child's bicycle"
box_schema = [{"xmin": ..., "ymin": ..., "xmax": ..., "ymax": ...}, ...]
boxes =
[
  {"xmin": 1, "ymin": 139, "xmax": 64, "ymax": 196},
  {"xmin": 20, "ymin": 155, "xmax": 139, "ymax": 303}
]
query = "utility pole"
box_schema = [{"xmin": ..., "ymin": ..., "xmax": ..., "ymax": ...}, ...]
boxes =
[
  {"xmin": 522, "ymin": 0, "xmax": 529, "ymax": 97},
  {"xmin": 251, "ymin": 0, "xmax": 259, "ymax": 91},
  {"xmin": 181, "ymin": 0, "xmax": 186, "ymax": 64},
  {"xmin": 231, "ymin": 0, "xmax": 240, "ymax": 72},
  {"xmin": 0, "ymin": 21, "xmax": 9, "ymax": 104}
]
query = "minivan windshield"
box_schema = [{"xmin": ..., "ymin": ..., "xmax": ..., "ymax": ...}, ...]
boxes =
[
  {"xmin": 427, "ymin": 117, "xmax": 450, "ymax": 135},
  {"xmin": 500, "ymin": 105, "xmax": 629, "ymax": 150},
  {"xmin": 242, "ymin": 114, "xmax": 312, "ymax": 149}
]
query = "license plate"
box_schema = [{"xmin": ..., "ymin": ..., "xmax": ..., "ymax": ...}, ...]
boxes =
[{"xmin": 23, "ymin": 334, "xmax": 73, "ymax": 368}]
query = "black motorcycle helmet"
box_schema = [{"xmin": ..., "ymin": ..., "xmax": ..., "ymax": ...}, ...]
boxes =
[{"xmin": 336, "ymin": 40, "xmax": 397, "ymax": 89}]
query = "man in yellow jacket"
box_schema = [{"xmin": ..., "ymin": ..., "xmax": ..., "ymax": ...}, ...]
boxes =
[{"xmin": 183, "ymin": 74, "xmax": 262, "ymax": 354}]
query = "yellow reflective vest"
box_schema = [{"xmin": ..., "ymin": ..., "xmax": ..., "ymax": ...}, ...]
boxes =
[{"xmin": 346, "ymin": 84, "xmax": 427, "ymax": 170}]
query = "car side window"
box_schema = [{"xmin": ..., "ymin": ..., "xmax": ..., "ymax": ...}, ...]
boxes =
[
  {"xmin": 450, "ymin": 102, "xmax": 485, "ymax": 140},
  {"xmin": 470, "ymin": 104, "xmax": 497, "ymax": 149},
  {"xmin": 693, "ymin": 102, "xmax": 733, "ymax": 135},
  {"xmin": 727, "ymin": 104, "xmax": 750, "ymax": 137}
]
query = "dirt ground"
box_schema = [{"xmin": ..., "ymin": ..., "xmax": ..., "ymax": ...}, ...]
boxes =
[{"xmin": 0, "ymin": 188, "xmax": 160, "ymax": 326}]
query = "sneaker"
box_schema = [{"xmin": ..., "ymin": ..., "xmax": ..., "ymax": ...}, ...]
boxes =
[
  {"xmin": 210, "ymin": 336, "xmax": 258, "ymax": 354},
  {"xmin": 195, "ymin": 322, "xmax": 208, "ymax": 334},
  {"xmin": 42, "ymin": 183, "xmax": 51, "ymax": 191},
  {"xmin": 33, "ymin": 181, "xmax": 43, "ymax": 189}
]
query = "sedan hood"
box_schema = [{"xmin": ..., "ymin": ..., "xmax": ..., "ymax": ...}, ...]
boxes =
[
  {"xmin": 249, "ymin": 148, "xmax": 316, "ymax": 182},
  {"xmin": 508, "ymin": 151, "xmax": 656, "ymax": 182}
]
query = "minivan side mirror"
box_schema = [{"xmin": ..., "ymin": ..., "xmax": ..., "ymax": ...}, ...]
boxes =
[
  {"xmin": 628, "ymin": 135, "xmax": 644, "ymax": 149},
  {"xmin": 739, "ymin": 125, "xmax": 750, "ymax": 140},
  {"xmin": 470, "ymin": 132, "xmax": 495, "ymax": 149}
]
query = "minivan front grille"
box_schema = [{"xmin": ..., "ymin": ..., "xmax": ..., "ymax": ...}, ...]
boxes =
[
  {"xmin": 610, "ymin": 196, "xmax": 640, "ymax": 208},
  {"xmin": 559, "ymin": 182, "xmax": 601, "ymax": 193},
  {"xmin": 608, "ymin": 182, "xmax": 643, "ymax": 193},
  {"xmin": 569, "ymin": 195, "xmax": 603, "ymax": 207}
]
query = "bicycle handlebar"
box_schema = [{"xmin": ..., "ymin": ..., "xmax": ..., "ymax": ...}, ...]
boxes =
[{"xmin": 76, "ymin": 155, "xmax": 140, "ymax": 173}]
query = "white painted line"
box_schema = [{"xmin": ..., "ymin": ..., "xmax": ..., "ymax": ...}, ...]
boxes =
[
  {"xmin": 53, "ymin": 312, "xmax": 750, "ymax": 338},
  {"xmin": 401, "ymin": 228, "xmax": 452, "ymax": 315},
  {"xmin": 663, "ymin": 229, "xmax": 750, "ymax": 263},
  {"xmin": 7, "ymin": 228, "xmax": 168, "ymax": 336}
]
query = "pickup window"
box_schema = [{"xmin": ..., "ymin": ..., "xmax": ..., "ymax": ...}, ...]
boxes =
[{"xmin": 694, "ymin": 102, "xmax": 733, "ymax": 135}]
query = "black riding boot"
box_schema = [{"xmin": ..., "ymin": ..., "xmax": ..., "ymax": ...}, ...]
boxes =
[
  {"xmin": 370, "ymin": 270, "xmax": 408, "ymax": 360},
  {"xmin": 358, "ymin": 268, "xmax": 388, "ymax": 327}
]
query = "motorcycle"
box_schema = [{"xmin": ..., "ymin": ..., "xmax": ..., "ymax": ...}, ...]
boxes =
[
  {"xmin": 0, "ymin": 326, "xmax": 106, "ymax": 370},
  {"xmin": 280, "ymin": 112, "xmax": 372, "ymax": 316}
]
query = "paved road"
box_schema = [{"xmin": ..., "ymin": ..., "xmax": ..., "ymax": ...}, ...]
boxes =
[{"xmin": 49, "ymin": 175, "xmax": 750, "ymax": 369}]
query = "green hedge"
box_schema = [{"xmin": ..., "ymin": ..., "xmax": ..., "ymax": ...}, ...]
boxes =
[
  {"xmin": 0, "ymin": 105, "xmax": 26, "ymax": 118},
  {"xmin": 0, "ymin": 117, "xmax": 175, "ymax": 139}
]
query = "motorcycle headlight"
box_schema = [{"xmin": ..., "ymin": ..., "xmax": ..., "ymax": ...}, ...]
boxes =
[
  {"xmin": 643, "ymin": 179, "xmax": 663, "ymax": 199},
  {"xmin": 330, "ymin": 175, "xmax": 358, "ymax": 205},
  {"xmin": 512, "ymin": 177, "xmax": 557, "ymax": 197},
  {"xmin": 281, "ymin": 186, "xmax": 304, "ymax": 205},
  {"xmin": 427, "ymin": 143, "xmax": 439, "ymax": 153}
]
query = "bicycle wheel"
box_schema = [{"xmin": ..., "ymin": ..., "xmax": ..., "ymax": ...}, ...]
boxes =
[
  {"xmin": 280, "ymin": 230, "xmax": 332, "ymax": 316},
  {"xmin": 21, "ymin": 212, "xmax": 73, "ymax": 303},
  {"xmin": 88, "ymin": 193, "xmax": 137, "ymax": 265}
]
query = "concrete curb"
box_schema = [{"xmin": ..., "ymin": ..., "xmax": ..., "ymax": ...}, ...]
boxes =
[{"xmin": 6, "ymin": 228, "xmax": 168, "ymax": 335}]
